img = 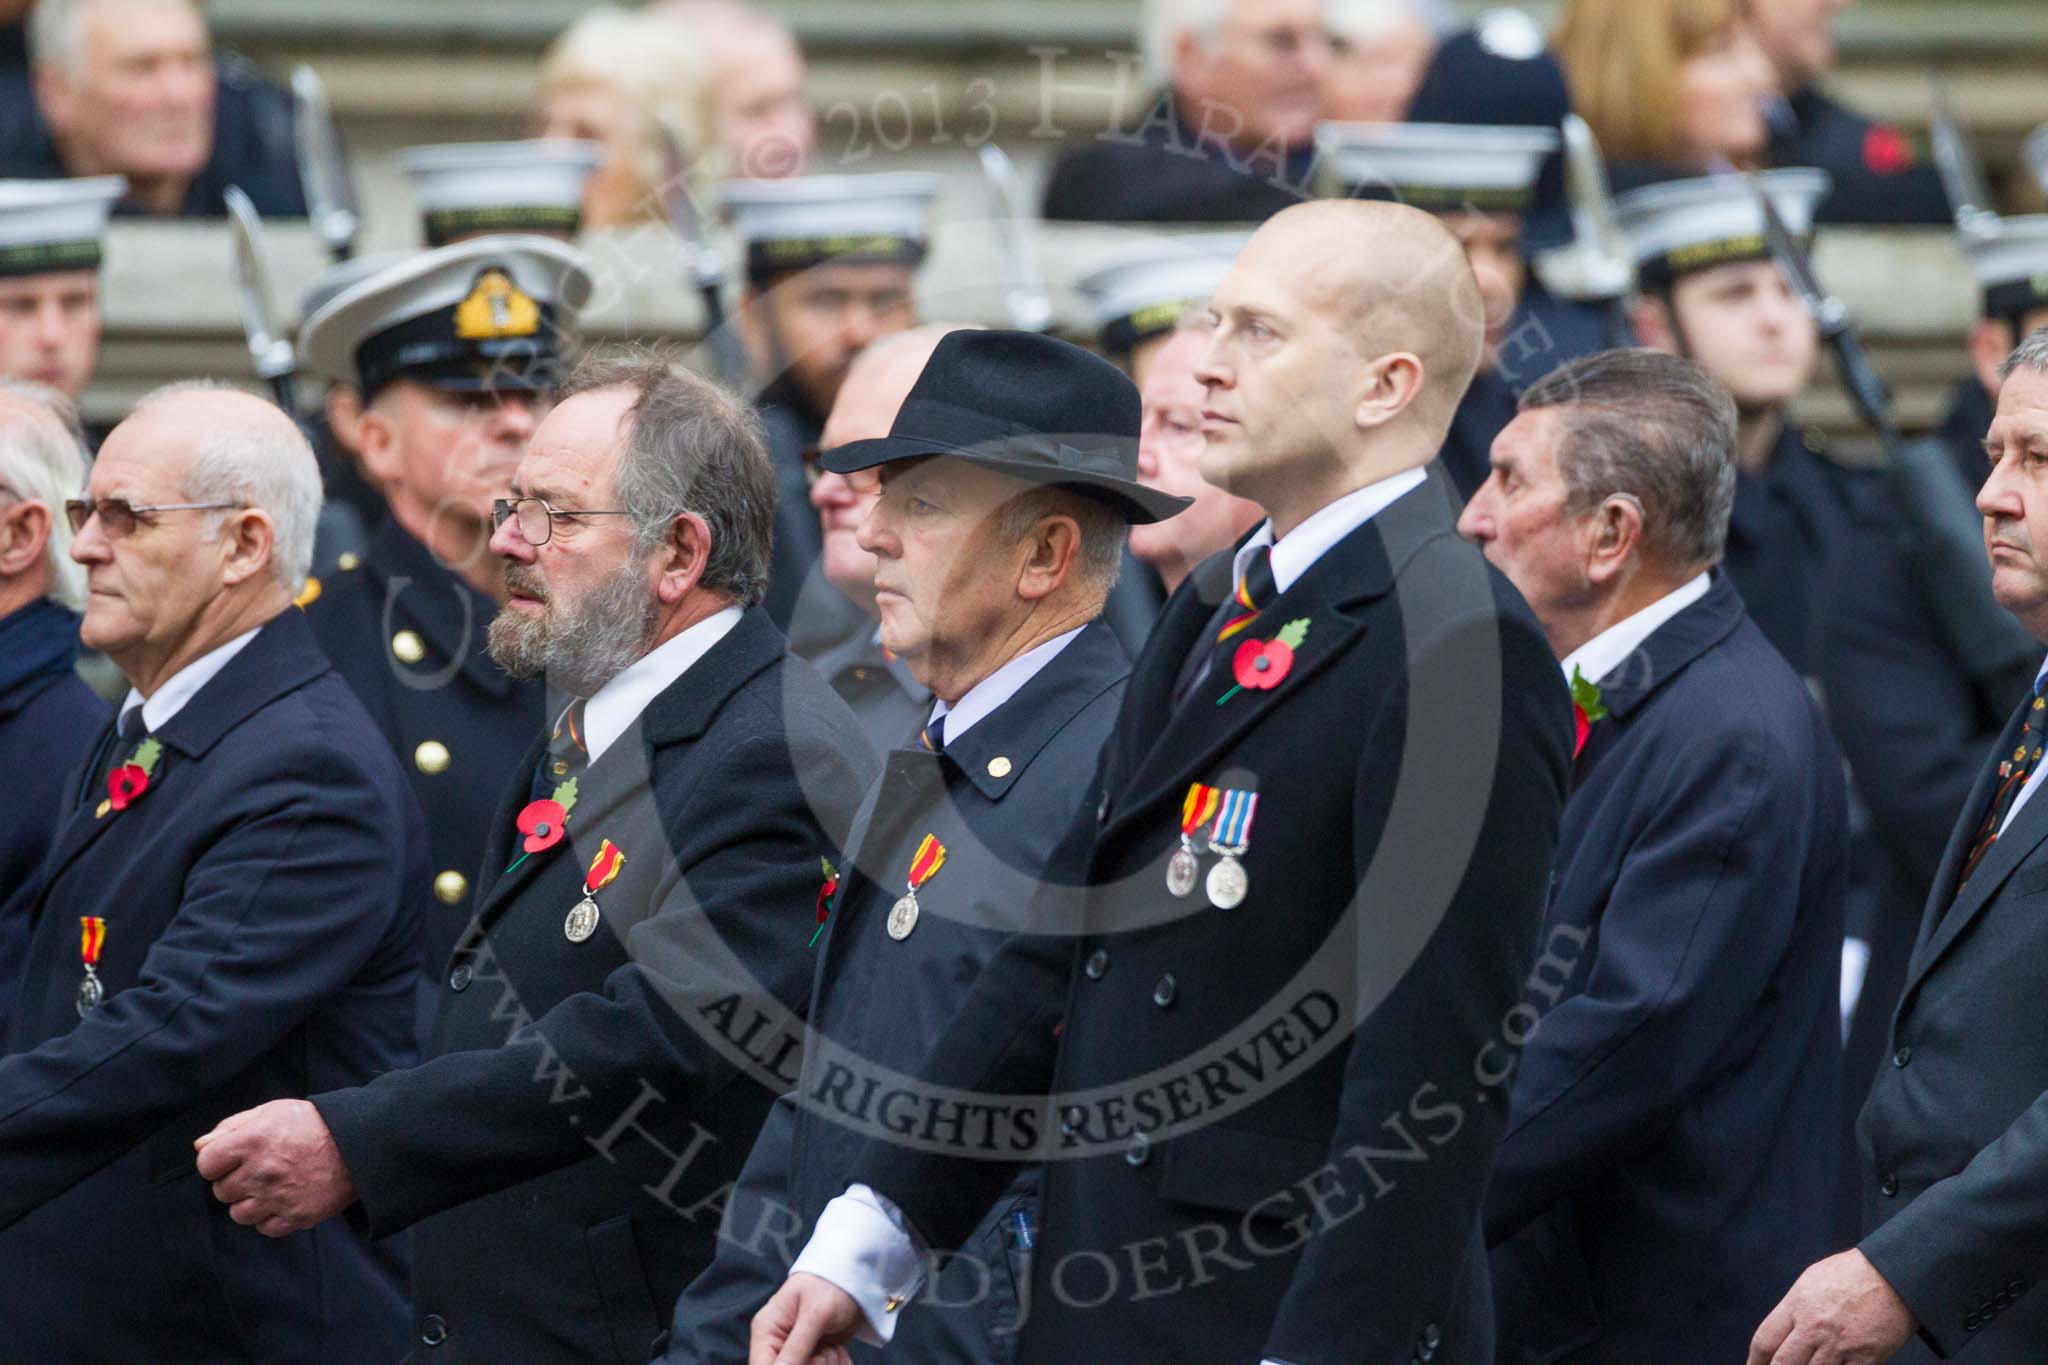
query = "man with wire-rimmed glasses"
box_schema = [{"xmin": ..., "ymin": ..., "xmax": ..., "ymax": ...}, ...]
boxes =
[
  {"xmin": 294, "ymin": 235, "xmax": 593, "ymax": 1010},
  {"xmin": 0, "ymin": 379, "xmax": 424, "ymax": 1363},
  {"xmin": 195, "ymin": 348, "xmax": 877, "ymax": 1365}
]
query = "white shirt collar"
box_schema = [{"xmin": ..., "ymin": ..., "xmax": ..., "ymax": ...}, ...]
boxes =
[
  {"xmin": 1558, "ymin": 573, "xmax": 1712, "ymax": 688},
  {"xmin": 578, "ymin": 606, "xmax": 743, "ymax": 764},
  {"xmin": 120, "ymin": 626, "xmax": 263, "ymax": 734},
  {"xmin": 1232, "ymin": 466, "xmax": 1428, "ymax": 597},
  {"xmin": 928, "ymin": 625, "xmax": 1085, "ymax": 745}
]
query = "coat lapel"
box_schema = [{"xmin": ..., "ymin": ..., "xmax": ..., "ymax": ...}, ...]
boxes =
[
  {"xmin": 466, "ymin": 608, "xmax": 789, "ymax": 930},
  {"xmin": 1900, "ymin": 705, "xmax": 2048, "ymax": 1003},
  {"xmin": 37, "ymin": 611, "xmax": 329, "ymax": 894},
  {"xmin": 39, "ymin": 716, "xmax": 127, "ymax": 891},
  {"xmin": 1105, "ymin": 479, "xmax": 1441, "ymax": 837}
]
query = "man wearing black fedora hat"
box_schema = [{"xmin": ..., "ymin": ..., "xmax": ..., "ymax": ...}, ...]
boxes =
[
  {"xmin": 755, "ymin": 200, "xmax": 1571, "ymax": 1365},
  {"xmin": 665, "ymin": 327, "xmax": 1187, "ymax": 1363}
]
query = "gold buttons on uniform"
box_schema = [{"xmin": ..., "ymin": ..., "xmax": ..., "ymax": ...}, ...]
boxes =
[
  {"xmin": 414, "ymin": 740, "xmax": 450, "ymax": 775},
  {"xmin": 434, "ymin": 870, "xmax": 469, "ymax": 905},
  {"xmin": 337, "ymin": 552, "xmax": 361, "ymax": 571},
  {"xmin": 392, "ymin": 630, "xmax": 425, "ymax": 664},
  {"xmin": 987, "ymin": 755, "xmax": 1012, "ymax": 778}
]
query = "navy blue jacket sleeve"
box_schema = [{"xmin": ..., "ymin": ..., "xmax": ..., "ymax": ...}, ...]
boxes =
[
  {"xmin": 1484, "ymin": 703, "xmax": 1843, "ymax": 1243},
  {"xmin": 662, "ymin": 1094, "xmax": 801, "ymax": 1362},
  {"xmin": 0, "ymin": 739, "xmax": 418, "ymax": 1228},
  {"xmin": 316, "ymin": 724, "xmax": 871, "ymax": 1235}
]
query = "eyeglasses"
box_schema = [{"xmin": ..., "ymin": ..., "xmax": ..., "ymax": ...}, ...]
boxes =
[
  {"xmin": 64, "ymin": 498, "xmax": 243, "ymax": 538},
  {"xmin": 491, "ymin": 496, "xmax": 634, "ymax": 547}
]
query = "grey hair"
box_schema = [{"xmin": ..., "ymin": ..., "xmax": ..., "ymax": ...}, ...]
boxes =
[
  {"xmin": 559, "ymin": 347, "xmax": 774, "ymax": 607},
  {"xmin": 29, "ymin": 0, "xmax": 204, "ymax": 77},
  {"xmin": 1143, "ymin": 0, "xmax": 1235, "ymax": 88},
  {"xmin": 131, "ymin": 380, "xmax": 321, "ymax": 594},
  {"xmin": 996, "ymin": 485, "xmax": 1129, "ymax": 599},
  {"xmin": 1999, "ymin": 325, "xmax": 2048, "ymax": 382},
  {"xmin": 0, "ymin": 379, "xmax": 90, "ymax": 610},
  {"xmin": 1326, "ymin": 0, "xmax": 1441, "ymax": 43},
  {"xmin": 1518, "ymin": 348, "xmax": 1738, "ymax": 572}
]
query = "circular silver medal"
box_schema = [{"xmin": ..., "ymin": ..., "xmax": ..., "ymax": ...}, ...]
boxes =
[
  {"xmin": 76, "ymin": 971, "xmax": 103, "ymax": 1018},
  {"xmin": 887, "ymin": 893, "xmax": 920, "ymax": 940},
  {"xmin": 564, "ymin": 897, "xmax": 601, "ymax": 943},
  {"xmin": 1206, "ymin": 854, "xmax": 1248, "ymax": 909},
  {"xmin": 1166, "ymin": 845, "xmax": 1200, "ymax": 898}
]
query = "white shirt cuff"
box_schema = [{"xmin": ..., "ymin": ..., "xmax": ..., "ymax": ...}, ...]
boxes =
[{"xmin": 788, "ymin": 1184, "xmax": 927, "ymax": 1346}]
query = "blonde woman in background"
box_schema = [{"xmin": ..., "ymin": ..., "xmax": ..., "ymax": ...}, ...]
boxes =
[
  {"xmin": 1553, "ymin": 0, "xmax": 1778, "ymax": 192},
  {"xmin": 537, "ymin": 6, "xmax": 716, "ymax": 226}
]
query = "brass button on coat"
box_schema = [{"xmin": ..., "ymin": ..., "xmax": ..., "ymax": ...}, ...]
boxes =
[
  {"xmin": 414, "ymin": 740, "xmax": 451, "ymax": 775},
  {"xmin": 391, "ymin": 630, "xmax": 426, "ymax": 664},
  {"xmin": 434, "ymin": 870, "xmax": 469, "ymax": 905}
]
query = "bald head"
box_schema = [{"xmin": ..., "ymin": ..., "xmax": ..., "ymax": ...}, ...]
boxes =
[
  {"xmin": 812, "ymin": 325, "xmax": 982, "ymax": 610},
  {"xmin": 74, "ymin": 381, "xmax": 321, "ymax": 694},
  {"xmin": 124, "ymin": 382, "xmax": 323, "ymax": 592},
  {"xmin": 1195, "ymin": 201, "xmax": 1485, "ymax": 534},
  {"xmin": 821, "ymin": 323, "xmax": 976, "ymax": 450},
  {"xmin": 1245, "ymin": 200, "xmax": 1484, "ymax": 431}
]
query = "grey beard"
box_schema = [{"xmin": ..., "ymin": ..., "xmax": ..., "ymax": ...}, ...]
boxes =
[{"xmin": 487, "ymin": 558, "xmax": 659, "ymax": 697}]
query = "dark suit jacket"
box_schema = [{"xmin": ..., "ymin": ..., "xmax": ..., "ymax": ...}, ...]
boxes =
[
  {"xmin": 304, "ymin": 515, "xmax": 545, "ymax": 1012},
  {"xmin": 667, "ymin": 619, "xmax": 1129, "ymax": 1365},
  {"xmin": 1816, "ymin": 382, "xmax": 2028, "ymax": 1204},
  {"xmin": 312, "ymin": 607, "xmax": 877, "ymax": 1365},
  {"xmin": 1486, "ymin": 572, "xmax": 1848, "ymax": 1363},
  {"xmin": 1767, "ymin": 85, "xmax": 1951, "ymax": 227},
  {"xmin": 0, "ymin": 599, "xmax": 108, "ymax": 1028},
  {"xmin": 0, "ymin": 608, "xmax": 424, "ymax": 1364},
  {"xmin": 1858, "ymin": 669, "xmax": 2048, "ymax": 1362},
  {"xmin": 761, "ymin": 385, "xmax": 828, "ymax": 635},
  {"xmin": 852, "ymin": 474, "xmax": 1572, "ymax": 1365},
  {"xmin": 1722, "ymin": 423, "xmax": 1866, "ymax": 677}
]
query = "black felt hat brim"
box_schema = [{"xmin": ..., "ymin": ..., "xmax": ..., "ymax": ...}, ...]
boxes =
[{"xmin": 821, "ymin": 434, "xmax": 1193, "ymax": 525}]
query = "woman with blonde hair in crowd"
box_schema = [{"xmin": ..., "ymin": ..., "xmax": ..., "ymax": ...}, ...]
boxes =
[
  {"xmin": 1553, "ymin": 0, "xmax": 1778, "ymax": 191},
  {"xmin": 537, "ymin": 5, "xmax": 717, "ymax": 227}
]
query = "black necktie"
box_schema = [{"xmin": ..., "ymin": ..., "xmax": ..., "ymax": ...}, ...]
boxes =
[
  {"xmin": 94, "ymin": 706, "xmax": 147, "ymax": 795},
  {"xmin": 919, "ymin": 711, "xmax": 947, "ymax": 753},
  {"xmin": 1174, "ymin": 544, "xmax": 1277, "ymax": 709}
]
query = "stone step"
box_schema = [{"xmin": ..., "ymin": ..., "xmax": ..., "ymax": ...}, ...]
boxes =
[{"xmin": 83, "ymin": 218, "xmax": 1995, "ymax": 460}]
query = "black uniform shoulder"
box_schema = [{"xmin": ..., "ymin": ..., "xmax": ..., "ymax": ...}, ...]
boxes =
[{"xmin": 1770, "ymin": 85, "xmax": 1950, "ymax": 226}]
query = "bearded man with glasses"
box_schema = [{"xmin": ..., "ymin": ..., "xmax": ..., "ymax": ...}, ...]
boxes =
[
  {"xmin": 195, "ymin": 349, "xmax": 877, "ymax": 1365},
  {"xmin": 0, "ymin": 379, "xmax": 426, "ymax": 1363},
  {"xmin": 294, "ymin": 236, "xmax": 593, "ymax": 1024}
]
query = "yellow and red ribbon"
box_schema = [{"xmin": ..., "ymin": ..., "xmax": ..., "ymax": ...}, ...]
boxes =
[
  {"xmin": 907, "ymin": 834, "xmax": 947, "ymax": 891},
  {"xmin": 583, "ymin": 839, "xmax": 625, "ymax": 896},
  {"xmin": 80, "ymin": 916, "xmax": 105, "ymax": 968},
  {"xmin": 1215, "ymin": 572, "xmax": 1264, "ymax": 645},
  {"xmin": 1181, "ymin": 783, "xmax": 1221, "ymax": 838}
]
